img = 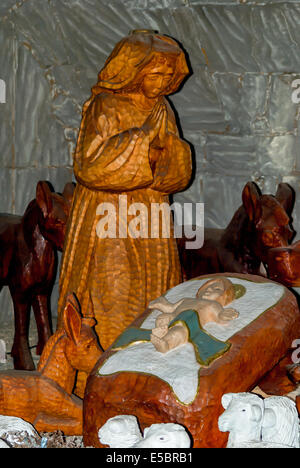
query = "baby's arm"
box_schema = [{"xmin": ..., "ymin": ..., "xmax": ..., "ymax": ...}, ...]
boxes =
[{"xmin": 197, "ymin": 301, "xmax": 239, "ymax": 327}]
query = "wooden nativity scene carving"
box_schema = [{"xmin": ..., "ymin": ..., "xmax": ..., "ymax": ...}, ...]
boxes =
[{"xmin": 1, "ymin": 28, "xmax": 300, "ymax": 450}]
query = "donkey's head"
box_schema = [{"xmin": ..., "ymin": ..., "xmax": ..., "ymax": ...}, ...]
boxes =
[
  {"xmin": 267, "ymin": 240, "xmax": 300, "ymax": 287},
  {"xmin": 36, "ymin": 181, "xmax": 75, "ymax": 251},
  {"xmin": 63, "ymin": 294, "xmax": 102, "ymax": 374},
  {"xmin": 242, "ymin": 182, "xmax": 295, "ymax": 265}
]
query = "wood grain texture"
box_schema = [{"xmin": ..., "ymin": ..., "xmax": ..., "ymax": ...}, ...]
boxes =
[
  {"xmin": 57, "ymin": 31, "xmax": 192, "ymax": 350},
  {"xmin": 0, "ymin": 294, "xmax": 102, "ymax": 435},
  {"xmin": 0, "ymin": 181, "xmax": 74, "ymax": 370},
  {"xmin": 268, "ymin": 240, "xmax": 300, "ymax": 287},
  {"xmin": 177, "ymin": 182, "xmax": 295, "ymax": 281},
  {"xmin": 83, "ymin": 273, "xmax": 300, "ymax": 448}
]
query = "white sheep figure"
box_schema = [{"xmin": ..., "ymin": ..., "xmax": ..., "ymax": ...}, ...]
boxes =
[
  {"xmin": 98, "ymin": 416, "xmax": 191, "ymax": 448},
  {"xmin": 98, "ymin": 415, "xmax": 143, "ymax": 448},
  {"xmin": 0, "ymin": 439, "xmax": 10, "ymax": 448},
  {"xmin": 218, "ymin": 392, "xmax": 264, "ymax": 448},
  {"xmin": 0, "ymin": 415, "xmax": 41, "ymax": 448},
  {"xmin": 134, "ymin": 423, "xmax": 191, "ymax": 448},
  {"xmin": 262, "ymin": 396, "xmax": 299, "ymax": 448}
]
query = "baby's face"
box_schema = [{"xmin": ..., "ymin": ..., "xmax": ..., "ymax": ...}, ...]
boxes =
[{"xmin": 199, "ymin": 283, "xmax": 224, "ymax": 302}]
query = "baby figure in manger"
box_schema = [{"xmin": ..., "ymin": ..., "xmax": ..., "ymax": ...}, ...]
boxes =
[{"xmin": 149, "ymin": 277, "xmax": 239, "ymax": 353}]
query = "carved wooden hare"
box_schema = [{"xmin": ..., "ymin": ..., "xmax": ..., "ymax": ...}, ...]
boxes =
[{"xmin": 0, "ymin": 294, "xmax": 102, "ymax": 435}]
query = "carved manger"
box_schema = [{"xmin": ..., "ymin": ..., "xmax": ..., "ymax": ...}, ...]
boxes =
[{"xmin": 83, "ymin": 273, "xmax": 300, "ymax": 448}]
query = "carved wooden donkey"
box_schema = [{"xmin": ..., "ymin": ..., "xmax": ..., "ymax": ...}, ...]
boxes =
[
  {"xmin": 267, "ymin": 240, "xmax": 300, "ymax": 287},
  {"xmin": 0, "ymin": 181, "xmax": 75, "ymax": 370},
  {"xmin": 177, "ymin": 182, "xmax": 295, "ymax": 280},
  {"xmin": 0, "ymin": 294, "xmax": 102, "ymax": 436}
]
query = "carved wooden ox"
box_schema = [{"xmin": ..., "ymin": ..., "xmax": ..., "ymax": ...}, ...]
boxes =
[
  {"xmin": 177, "ymin": 182, "xmax": 295, "ymax": 280},
  {"xmin": 0, "ymin": 181, "xmax": 75, "ymax": 371},
  {"xmin": 0, "ymin": 294, "xmax": 102, "ymax": 436}
]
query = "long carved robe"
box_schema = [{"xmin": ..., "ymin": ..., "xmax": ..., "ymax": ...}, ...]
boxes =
[{"xmin": 58, "ymin": 92, "xmax": 192, "ymax": 350}]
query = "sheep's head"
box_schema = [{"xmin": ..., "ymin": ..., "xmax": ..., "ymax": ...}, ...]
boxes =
[
  {"xmin": 218, "ymin": 393, "xmax": 264, "ymax": 437},
  {"xmin": 98, "ymin": 415, "xmax": 142, "ymax": 448},
  {"xmin": 134, "ymin": 423, "xmax": 191, "ymax": 448}
]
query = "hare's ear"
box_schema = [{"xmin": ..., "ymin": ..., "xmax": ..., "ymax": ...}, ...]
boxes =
[
  {"xmin": 36, "ymin": 181, "xmax": 53, "ymax": 218},
  {"xmin": 62, "ymin": 182, "xmax": 76, "ymax": 206},
  {"xmin": 242, "ymin": 182, "xmax": 262, "ymax": 224},
  {"xmin": 63, "ymin": 293, "xmax": 82, "ymax": 344}
]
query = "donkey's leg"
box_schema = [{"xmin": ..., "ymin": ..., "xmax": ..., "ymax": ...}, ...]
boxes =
[
  {"xmin": 10, "ymin": 291, "xmax": 35, "ymax": 370},
  {"xmin": 32, "ymin": 294, "xmax": 53, "ymax": 355}
]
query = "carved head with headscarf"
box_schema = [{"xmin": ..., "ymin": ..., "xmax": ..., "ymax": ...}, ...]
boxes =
[{"xmin": 83, "ymin": 30, "xmax": 189, "ymax": 112}]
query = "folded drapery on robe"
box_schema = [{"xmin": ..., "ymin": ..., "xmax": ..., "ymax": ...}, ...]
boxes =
[
  {"xmin": 57, "ymin": 31, "xmax": 192, "ymax": 350},
  {"xmin": 58, "ymin": 93, "xmax": 191, "ymax": 349}
]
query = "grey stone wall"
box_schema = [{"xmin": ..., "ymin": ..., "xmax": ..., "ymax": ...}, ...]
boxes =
[{"xmin": 1, "ymin": 0, "xmax": 300, "ymax": 321}]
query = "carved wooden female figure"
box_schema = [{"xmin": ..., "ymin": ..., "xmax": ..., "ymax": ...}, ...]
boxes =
[{"xmin": 58, "ymin": 30, "xmax": 192, "ymax": 350}]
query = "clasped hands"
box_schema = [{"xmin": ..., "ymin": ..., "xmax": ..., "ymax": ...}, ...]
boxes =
[{"xmin": 141, "ymin": 101, "xmax": 167, "ymax": 170}]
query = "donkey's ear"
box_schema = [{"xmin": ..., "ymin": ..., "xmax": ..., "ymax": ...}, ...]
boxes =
[
  {"xmin": 275, "ymin": 183, "xmax": 295, "ymax": 216},
  {"xmin": 242, "ymin": 182, "xmax": 262, "ymax": 224},
  {"xmin": 36, "ymin": 181, "xmax": 53, "ymax": 218},
  {"xmin": 62, "ymin": 182, "xmax": 76, "ymax": 207},
  {"xmin": 63, "ymin": 293, "xmax": 82, "ymax": 344}
]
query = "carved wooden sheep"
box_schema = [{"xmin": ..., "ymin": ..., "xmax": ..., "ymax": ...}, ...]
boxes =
[
  {"xmin": 0, "ymin": 415, "xmax": 41, "ymax": 448},
  {"xmin": 219, "ymin": 393, "xmax": 299, "ymax": 448},
  {"xmin": 98, "ymin": 415, "xmax": 191, "ymax": 448},
  {"xmin": 218, "ymin": 392, "xmax": 264, "ymax": 447},
  {"xmin": 0, "ymin": 439, "xmax": 10, "ymax": 448},
  {"xmin": 134, "ymin": 423, "xmax": 191, "ymax": 448},
  {"xmin": 98, "ymin": 415, "xmax": 142, "ymax": 448},
  {"xmin": 262, "ymin": 396, "xmax": 299, "ymax": 448}
]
